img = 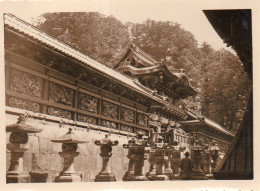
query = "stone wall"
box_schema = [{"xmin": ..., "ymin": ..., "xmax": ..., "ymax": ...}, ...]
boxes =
[{"xmin": 6, "ymin": 114, "xmax": 150, "ymax": 182}]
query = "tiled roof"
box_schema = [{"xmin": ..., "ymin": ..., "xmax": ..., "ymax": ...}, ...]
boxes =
[
  {"xmin": 181, "ymin": 110, "xmax": 235, "ymax": 137},
  {"xmin": 4, "ymin": 13, "xmax": 187, "ymax": 118},
  {"xmin": 131, "ymin": 45, "xmax": 158, "ymax": 66},
  {"xmin": 117, "ymin": 63, "xmax": 198, "ymax": 96}
]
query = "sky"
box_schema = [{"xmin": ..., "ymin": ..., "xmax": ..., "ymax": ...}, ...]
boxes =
[{"xmin": 1, "ymin": 0, "xmax": 250, "ymax": 51}]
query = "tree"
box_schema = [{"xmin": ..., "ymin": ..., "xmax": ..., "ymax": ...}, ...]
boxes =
[{"xmin": 36, "ymin": 12, "xmax": 130, "ymax": 67}]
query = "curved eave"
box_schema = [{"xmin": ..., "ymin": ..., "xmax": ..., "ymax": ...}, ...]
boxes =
[
  {"xmin": 114, "ymin": 45, "xmax": 157, "ymax": 69},
  {"xmin": 118, "ymin": 64, "xmax": 198, "ymax": 97},
  {"xmin": 132, "ymin": 50, "xmax": 157, "ymax": 67},
  {"xmin": 151, "ymin": 105, "xmax": 187, "ymax": 120},
  {"xmin": 179, "ymin": 120, "xmax": 235, "ymax": 137}
]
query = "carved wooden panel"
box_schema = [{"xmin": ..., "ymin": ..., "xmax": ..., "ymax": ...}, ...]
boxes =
[
  {"xmin": 137, "ymin": 113, "xmax": 148, "ymax": 127},
  {"xmin": 9, "ymin": 97, "xmax": 40, "ymax": 113},
  {"xmin": 102, "ymin": 101, "xmax": 118, "ymax": 119},
  {"xmin": 10, "ymin": 69, "xmax": 42, "ymax": 97},
  {"xmin": 49, "ymin": 82, "xmax": 73, "ymax": 106},
  {"xmin": 78, "ymin": 93, "xmax": 98, "ymax": 113},
  {"xmin": 47, "ymin": 107, "xmax": 72, "ymax": 119},
  {"xmin": 121, "ymin": 107, "xmax": 135, "ymax": 123},
  {"xmin": 101, "ymin": 120, "xmax": 117, "ymax": 129},
  {"xmin": 78, "ymin": 114, "xmax": 97, "ymax": 125},
  {"xmin": 121, "ymin": 125, "xmax": 134, "ymax": 133}
]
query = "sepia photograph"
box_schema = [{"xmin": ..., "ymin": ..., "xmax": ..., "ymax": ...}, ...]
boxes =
[{"xmin": 0, "ymin": 0, "xmax": 258, "ymax": 190}]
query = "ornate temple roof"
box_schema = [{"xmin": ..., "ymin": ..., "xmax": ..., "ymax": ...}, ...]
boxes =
[
  {"xmin": 114, "ymin": 44, "xmax": 198, "ymax": 99},
  {"xmin": 114, "ymin": 44, "xmax": 158, "ymax": 69},
  {"xmin": 117, "ymin": 62, "xmax": 198, "ymax": 97},
  {"xmin": 179, "ymin": 108, "xmax": 235, "ymax": 137}
]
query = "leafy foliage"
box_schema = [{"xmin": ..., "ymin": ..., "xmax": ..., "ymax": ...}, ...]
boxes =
[
  {"xmin": 35, "ymin": 13, "xmax": 251, "ymax": 132},
  {"xmin": 36, "ymin": 12, "xmax": 130, "ymax": 67}
]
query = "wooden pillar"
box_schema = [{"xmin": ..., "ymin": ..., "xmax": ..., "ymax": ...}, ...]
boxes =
[
  {"xmin": 73, "ymin": 82, "xmax": 79, "ymax": 121},
  {"xmin": 42, "ymin": 69, "xmax": 49, "ymax": 114}
]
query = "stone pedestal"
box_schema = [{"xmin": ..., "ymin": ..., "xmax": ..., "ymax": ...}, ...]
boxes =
[
  {"xmin": 146, "ymin": 151, "xmax": 156, "ymax": 180},
  {"xmin": 123, "ymin": 139, "xmax": 135, "ymax": 181},
  {"xmin": 94, "ymin": 135, "xmax": 118, "ymax": 182},
  {"xmin": 164, "ymin": 148, "xmax": 172, "ymax": 177},
  {"xmin": 51, "ymin": 128, "xmax": 88, "ymax": 182},
  {"xmin": 6, "ymin": 115, "xmax": 42, "ymax": 183},
  {"xmin": 6, "ymin": 142, "xmax": 30, "ymax": 183},
  {"xmin": 55, "ymin": 145, "xmax": 81, "ymax": 182},
  {"xmin": 190, "ymin": 141, "xmax": 208, "ymax": 180},
  {"xmin": 203, "ymin": 150, "xmax": 213, "ymax": 179},
  {"xmin": 133, "ymin": 149, "xmax": 148, "ymax": 181},
  {"xmin": 169, "ymin": 150, "xmax": 181, "ymax": 180},
  {"xmin": 150, "ymin": 136, "xmax": 168, "ymax": 181},
  {"xmin": 123, "ymin": 133, "xmax": 149, "ymax": 181},
  {"xmin": 210, "ymin": 140, "xmax": 219, "ymax": 173}
]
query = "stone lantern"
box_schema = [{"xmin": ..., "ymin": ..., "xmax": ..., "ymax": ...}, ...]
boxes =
[
  {"xmin": 164, "ymin": 143, "xmax": 172, "ymax": 177},
  {"xmin": 123, "ymin": 132, "xmax": 149, "ymax": 181},
  {"xmin": 145, "ymin": 148, "xmax": 156, "ymax": 180},
  {"xmin": 94, "ymin": 134, "xmax": 118, "ymax": 182},
  {"xmin": 6, "ymin": 115, "xmax": 42, "ymax": 183},
  {"xmin": 202, "ymin": 144, "xmax": 213, "ymax": 179},
  {"xmin": 51, "ymin": 128, "xmax": 88, "ymax": 182},
  {"xmin": 150, "ymin": 136, "xmax": 169, "ymax": 181},
  {"xmin": 168, "ymin": 140, "xmax": 186, "ymax": 180},
  {"xmin": 190, "ymin": 140, "xmax": 208, "ymax": 180},
  {"xmin": 122, "ymin": 138, "xmax": 136, "ymax": 181},
  {"xmin": 210, "ymin": 140, "xmax": 219, "ymax": 171}
]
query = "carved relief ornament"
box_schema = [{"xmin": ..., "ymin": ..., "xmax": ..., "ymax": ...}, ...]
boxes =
[
  {"xmin": 49, "ymin": 82, "xmax": 73, "ymax": 106},
  {"xmin": 11, "ymin": 69, "xmax": 42, "ymax": 98}
]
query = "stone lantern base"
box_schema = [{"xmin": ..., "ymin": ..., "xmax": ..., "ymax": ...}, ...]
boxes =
[
  {"xmin": 133, "ymin": 175, "xmax": 148, "ymax": 181},
  {"xmin": 6, "ymin": 172, "xmax": 31, "ymax": 183},
  {"xmin": 146, "ymin": 171, "xmax": 156, "ymax": 181},
  {"xmin": 122, "ymin": 171, "xmax": 134, "ymax": 181},
  {"xmin": 206, "ymin": 173, "xmax": 213, "ymax": 179},
  {"xmin": 191, "ymin": 169, "xmax": 208, "ymax": 180},
  {"xmin": 94, "ymin": 172, "xmax": 116, "ymax": 182},
  {"xmin": 55, "ymin": 172, "xmax": 81, "ymax": 182},
  {"xmin": 168, "ymin": 174, "xmax": 181, "ymax": 180},
  {"xmin": 150, "ymin": 174, "xmax": 169, "ymax": 181}
]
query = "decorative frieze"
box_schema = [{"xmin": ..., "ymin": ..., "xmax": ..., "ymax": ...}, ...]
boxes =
[
  {"xmin": 49, "ymin": 82, "xmax": 73, "ymax": 106},
  {"xmin": 121, "ymin": 107, "xmax": 135, "ymax": 123},
  {"xmin": 47, "ymin": 107, "xmax": 72, "ymax": 119},
  {"xmin": 137, "ymin": 113, "xmax": 148, "ymax": 127},
  {"xmin": 9, "ymin": 97, "xmax": 40, "ymax": 113},
  {"xmin": 78, "ymin": 93, "xmax": 98, "ymax": 113},
  {"xmin": 101, "ymin": 120, "xmax": 117, "ymax": 129},
  {"xmin": 102, "ymin": 101, "xmax": 118, "ymax": 119},
  {"xmin": 11, "ymin": 69, "xmax": 42, "ymax": 98},
  {"xmin": 78, "ymin": 114, "xmax": 97, "ymax": 125},
  {"xmin": 121, "ymin": 125, "xmax": 134, "ymax": 133}
]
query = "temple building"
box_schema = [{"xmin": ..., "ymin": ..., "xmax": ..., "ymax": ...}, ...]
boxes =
[
  {"xmin": 4, "ymin": 13, "xmax": 235, "ymax": 182},
  {"xmin": 180, "ymin": 108, "xmax": 235, "ymax": 153}
]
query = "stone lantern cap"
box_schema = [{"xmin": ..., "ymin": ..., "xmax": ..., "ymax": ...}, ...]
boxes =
[
  {"xmin": 149, "ymin": 113, "xmax": 159, "ymax": 121},
  {"xmin": 95, "ymin": 135, "xmax": 118, "ymax": 146},
  {"xmin": 6, "ymin": 115, "xmax": 42, "ymax": 133},
  {"xmin": 51, "ymin": 128, "xmax": 88, "ymax": 144},
  {"xmin": 168, "ymin": 120, "xmax": 175, "ymax": 127},
  {"xmin": 191, "ymin": 140, "xmax": 203, "ymax": 151},
  {"xmin": 159, "ymin": 117, "xmax": 168, "ymax": 125}
]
